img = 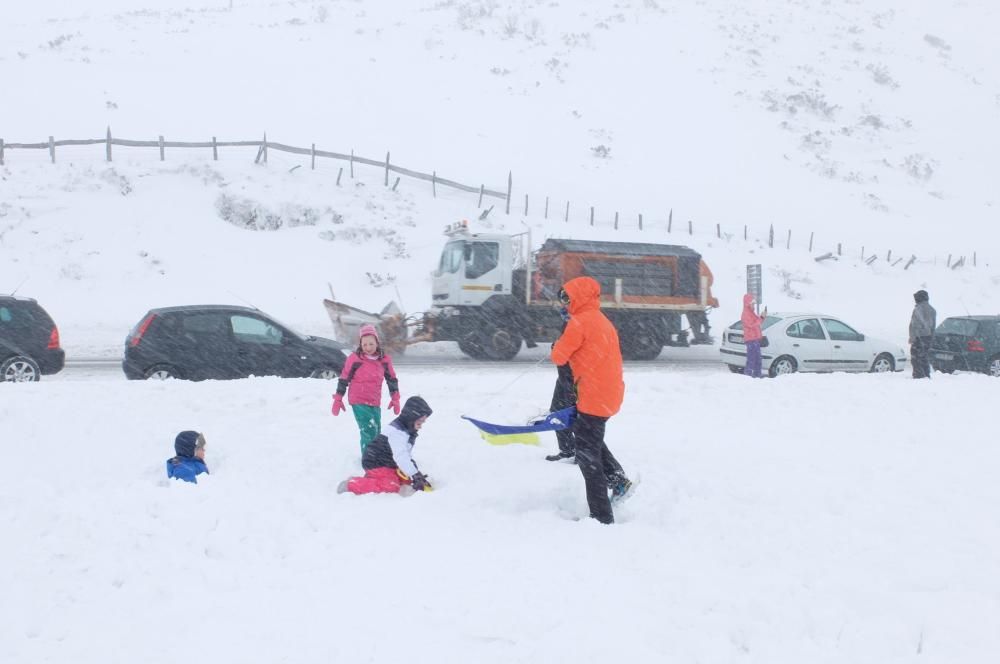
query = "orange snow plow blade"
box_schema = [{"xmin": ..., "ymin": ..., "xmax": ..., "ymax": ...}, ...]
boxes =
[{"xmin": 322, "ymin": 298, "xmax": 426, "ymax": 355}]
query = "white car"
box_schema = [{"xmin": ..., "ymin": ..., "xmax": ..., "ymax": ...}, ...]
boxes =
[{"xmin": 719, "ymin": 313, "xmax": 907, "ymax": 376}]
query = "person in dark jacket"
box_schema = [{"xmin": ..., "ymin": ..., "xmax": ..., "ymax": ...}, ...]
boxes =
[
  {"xmin": 338, "ymin": 396, "xmax": 434, "ymax": 495},
  {"xmin": 551, "ymin": 278, "xmax": 631, "ymax": 524},
  {"xmin": 909, "ymin": 289, "xmax": 937, "ymax": 379},
  {"xmin": 166, "ymin": 431, "xmax": 208, "ymax": 484},
  {"xmin": 545, "ymin": 306, "xmax": 577, "ymax": 462}
]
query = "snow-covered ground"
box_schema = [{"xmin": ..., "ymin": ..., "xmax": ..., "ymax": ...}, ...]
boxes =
[
  {"xmin": 3, "ymin": 1, "xmax": 1000, "ymax": 662},
  {"xmin": 3, "ymin": 368, "xmax": 1000, "ymax": 662}
]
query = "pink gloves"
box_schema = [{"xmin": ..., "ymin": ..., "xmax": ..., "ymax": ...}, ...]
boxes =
[
  {"xmin": 331, "ymin": 394, "xmax": 345, "ymax": 416},
  {"xmin": 388, "ymin": 392, "xmax": 401, "ymax": 415}
]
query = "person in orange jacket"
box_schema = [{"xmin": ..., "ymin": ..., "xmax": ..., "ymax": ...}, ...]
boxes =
[{"xmin": 551, "ymin": 276, "xmax": 631, "ymax": 524}]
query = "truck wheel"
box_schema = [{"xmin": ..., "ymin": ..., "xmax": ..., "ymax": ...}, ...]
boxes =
[
  {"xmin": 481, "ymin": 328, "xmax": 522, "ymax": 361},
  {"xmin": 620, "ymin": 322, "xmax": 662, "ymax": 361},
  {"xmin": 458, "ymin": 336, "xmax": 488, "ymax": 360}
]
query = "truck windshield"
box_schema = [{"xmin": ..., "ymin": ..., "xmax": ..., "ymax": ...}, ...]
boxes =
[
  {"xmin": 465, "ymin": 242, "xmax": 499, "ymax": 279},
  {"xmin": 439, "ymin": 242, "xmax": 464, "ymax": 275}
]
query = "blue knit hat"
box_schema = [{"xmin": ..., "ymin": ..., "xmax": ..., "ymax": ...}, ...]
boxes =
[{"xmin": 174, "ymin": 431, "xmax": 204, "ymax": 458}]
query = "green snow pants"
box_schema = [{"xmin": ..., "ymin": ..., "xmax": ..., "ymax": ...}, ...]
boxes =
[{"xmin": 351, "ymin": 404, "xmax": 382, "ymax": 454}]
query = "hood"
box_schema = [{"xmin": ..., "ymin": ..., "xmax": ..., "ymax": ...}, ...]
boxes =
[
  {"xmin": 396, "ymin": 396, "xmax": 433, "ymax": 432},
  {"xmin": 742, "ymin": 293, "xmax": 756, "ymax": 311},
  {"xmin": 913, "ymin": 290, "xmax": 929, "ymax": 304},
  {"xmin": 563, "ymin": 277, "xmax": 602, "ymax": 315},
  {"xmin": 174, "ymin": 430, "xmax": 204, "ymax": 458}
]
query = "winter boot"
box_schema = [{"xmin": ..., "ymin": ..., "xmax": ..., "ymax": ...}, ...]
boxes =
[
  {"xmin": 545, "ymin": 450, "xmax": 575, "ymax": 462},
  {"xmin": 336, "ymin": 479, "xmax": 351, "ymax": 494},
  {"xmin": 609, "ymin": 477, "xmax": 634, "ymax": 504},
  {"xmin": 398, "ymin": 484, "xmax": 416, "ymax": 497}
]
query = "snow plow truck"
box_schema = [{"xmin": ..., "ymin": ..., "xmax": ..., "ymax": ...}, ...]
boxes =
[{"xmin": 325, "ymin": 220, "xmax": 719, "ymax": 361}]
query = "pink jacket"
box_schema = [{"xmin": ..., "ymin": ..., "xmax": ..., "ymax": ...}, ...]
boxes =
[
  {"xmin": 338, "ymin": 353, "xmax": 398, "ymax": 406},
  {"xmin": 741, "ymin": 293, "xmax": 764, "ymax": 342}
]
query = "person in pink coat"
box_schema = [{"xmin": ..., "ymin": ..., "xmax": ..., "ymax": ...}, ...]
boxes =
[
  {"xmin": 331, "ymin": 324, "xmax": 401, "ymax": 453},
  {"xmin": 741, "ymin": 293, "xmax": 767, "ymax": 378}
]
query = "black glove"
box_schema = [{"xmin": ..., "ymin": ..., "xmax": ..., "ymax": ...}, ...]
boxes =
[{"xmin": 411, "ymin": 472, "xmax": 432, "ymax": 492}]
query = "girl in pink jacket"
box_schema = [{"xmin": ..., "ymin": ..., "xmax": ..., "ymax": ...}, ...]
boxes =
[
  {"xmin": 741, "ymin": 293, "xmax": 767, "ymax": 378},
  {"xmin": 331, "ymin": 324, "xmax": 401, "ymax": 453}
]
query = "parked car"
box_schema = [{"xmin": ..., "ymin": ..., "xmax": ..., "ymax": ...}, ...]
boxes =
[
  {"xmin": 930, "ymin": 315, "xmax": 1000, "ymax": 377},
  {"xmin": 122, "ymin": 305, "xmax": 347, "ymax": 381},
  {"xmin": 719, "ymin": 312, "xmax": 906, "ymax": 377},
  {"xmin": 0, "ymin": 295, "xmax": 65, "ymax": 382}
]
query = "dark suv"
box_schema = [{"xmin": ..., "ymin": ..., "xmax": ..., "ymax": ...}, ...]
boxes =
[
  {"xmin": 930, "ymin": 315, "xmax": 1000, "ymax": 377},
  {"xmin": 122, "ymin": 305, "xmax": 347, "ymax": 381},
  {"xmin": 0, "ymin": 296, "xmax": 65, "ymax": 382}
]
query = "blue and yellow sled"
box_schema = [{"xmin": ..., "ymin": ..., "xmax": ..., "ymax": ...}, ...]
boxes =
[{"xmin": 461, "ymin": 407, "xmax": 576, "ymax": 446}]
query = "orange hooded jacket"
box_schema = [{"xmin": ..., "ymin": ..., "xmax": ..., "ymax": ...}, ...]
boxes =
[{"xmin": 551, "ymin": 277, "xmax": 625, "ymax": 418}]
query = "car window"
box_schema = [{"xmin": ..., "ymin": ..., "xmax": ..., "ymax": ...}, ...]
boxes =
[
  {"xmin": 465, "ymin": 242, "xmax": 499, "ymax": 279},
  {"xmin": 936, "ymin": 318, "xmax": 978, "ymax": 336},
  {"xmin": 822, "ymin": 318, "xmax": 861, "ymax": 342},
  {"xmin": 0, "ymin": 307, "xmax": 11, "ymax": 324},
  {"xmin": 730, "ymin": 316, "xmax": 783, "ymax": 331},
  {"xmin": 231, "ymin": 315, "xmax": 283, "ymax": 345},
  {"xmin": 438, "ymin": 242, "xmax": 464, "ymax": 275},
  {"xmin": 787, "ymin": 318, "xmax": 825, "ymax": 340},
  {"xmin": 182, "ymin": 313, "xmax": 226, "ymax": 335}
]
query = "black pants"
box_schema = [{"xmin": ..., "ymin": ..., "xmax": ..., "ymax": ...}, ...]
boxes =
[
  {"xmin": 573, "ymin": 412, "xmax": 625, "ymax": 524},
  {"xmin": 911, "ymin": 336, "xmax": 932, "ymax": 379},
  {"xmin": 551, "ymin": 364, "xmax": 576, "ymax": 455}
]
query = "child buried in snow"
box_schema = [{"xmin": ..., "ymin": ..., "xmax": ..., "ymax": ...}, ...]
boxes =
[
  {"xmin": 338, "ymin": 396, "xmax": 434, "ymax": 496},
  {"xmin": 331, "ymin": 324, "xmax": 401, "ymax": 454}
]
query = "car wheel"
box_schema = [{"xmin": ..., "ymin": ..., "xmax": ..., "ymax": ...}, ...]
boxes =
[
  {"xmin": 144, "ymin": 364, "xmax": 178, "ymax": 380},
  {"xmin": 989, "ymin": 355, "xmax": 1000, "ymax": 378},
  {"xmin": 1, "ymin": 355, "xmax": 41, "ymax": 383},
  {"xmin": 310, "ymin": 366, "xmax": 340, "ymax": 379},
  {"xmin": 871, "ymin": 353, "xmax": 895, "ymax": 373},
  {"xmin": 768, "ymin": 355, "xmax": 797, "ymax": 377},
  {"xmin": 727, "ymin": 364, "xmax": 744, "ymax": 374}
]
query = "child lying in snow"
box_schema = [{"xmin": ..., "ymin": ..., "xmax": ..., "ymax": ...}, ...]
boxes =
[
  {"xmin": 166, "ymin": 431, "xmax": 208, "ymax": 483},
  {"xmin": 338, "ymin": 396, "xmax": 433, "ymax": 495}
]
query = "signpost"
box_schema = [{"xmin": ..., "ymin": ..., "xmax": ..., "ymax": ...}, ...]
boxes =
[{"xmin": 746, "ymin": 264, "xmax": 763, "ymax": 312}]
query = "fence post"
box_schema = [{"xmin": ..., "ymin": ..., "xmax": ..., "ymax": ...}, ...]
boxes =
[
  {"xmin": 384, "ymin": 152, "xmax": 390, "ymax": 186},
  {"xmin": 392, "ymin": 176, "xmax": 400, "ymax": 191},
  {"xmin": 786, "ymin": 229, "xmax": 791, "ymax": 250},
  {"xmin": 768, "ymin": 224, "xmax": 774, "ymax": 248},
  {"xmin": 564, "ymin": 201, "xmax": 570, "ymax": 222},
  {"xmin": 744, "ymin": 225, "xmax": 747, "ymax": 241},
  {"xmin": 837, "ymin": 243, "xmax": 842, "ymax": 256},
  {"xmin": 614, "ymin": 211, "xmax": 619, "ymax": 230},
  {"xmin": 887, "ymin": 249, "xmax": 892, "ymax": 262},
  {"xmin": 861, "ymin": 246, "xmax": 865, "ymax": 259},
  {"xmin": 716, "ymin": 223, "xmax": 721, "ymax": 239},
  {"xmin": 809, "ymin": 232, "xmax": 814, "ymax": 252},
  {"xmin": 350, "ymin": 150, "xmax": 354, "ymax": 178},
  {"xmin": 947, "ymin": 254, "xmax": 952, "ymax": 267},
  {"xmin": 158, "ymin": 135, "xmax": 165, "ymax": 161},
  {"xmin": 311, "ymin": 143, "xmax": 316, "ymax": 170},
  {"xmin": 106, "ymin": 126, "xmax": 112, "ymax": 162},
  {"xmin": 667, "ymin": 209, "xmax": 673, "ymax": 234},
  {"xmin": 544, "ymin": 196, "xmax": 549, "ymax": 219},
  {"xmin": 505, "ymin": 171, "xmax": 512, "ymax": 215},
  {"xmin": 336, "ymin": 167, "xmax": 343, "ymax": 186},
  {"xmin": 973, "ymin": 251, "xmax": 977, "ymax": 267},
  {"xmin": 477, "ymin": 185, "xmax": 484, "ymax": 208},
  {"xmin": 688, "ymin": 220, "xmax": 693, "ymax": 236},
  {"xmin": 590, "ymin": 206, "xmax": 594, "ymax": 226},
  {"xmin": 49, "ymin": 136, "xmax": 55, "ymax": 163},
  {"xmin": 264, "ymin": 133, "xmax": 268, "ymax": 163},
  {"xmin": 904, "ymin": 255, "xmax": 916, "ymax": 270},
  {"xmin": 0, "ymin": 138, "xmax": 4, "ymax": 165},
  {"xmin": 432, "ymin": 171, "xmax": 437, "ymax": 198},
  {"xmin": 638, "ymin": 213, "xmax": 643, "ymax": 231},
  {"xmin": 524, "ymin": 194, "xmax": 529, "ymax": 216},
  {"xmin": 212, "ymin": 136, "xmax": 218, "ymax": 161}
]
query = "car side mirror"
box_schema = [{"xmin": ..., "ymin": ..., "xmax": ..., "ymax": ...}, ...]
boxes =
[{"xmin": 857, "ymin": 334, "xmax": 865, "ymax": 341}]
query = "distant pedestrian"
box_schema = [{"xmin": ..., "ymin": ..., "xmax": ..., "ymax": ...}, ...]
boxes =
[
  {"xmin": 551, "ymin": 277, "xmax": 631, "ymax": 524},
  {"xmin": 741, "ymin": 293, "xmax": 767, "ymax": 378},
  {"xmin": 166, "ymin": 431, "xmax": 208, "ymax": 484},
  {"xmin": 909, "ymin": 290, "xmax": 936, "ymax": 379},
  {"xmin": 331, "ymin": 324, "xmax": 401, "ymax": 454}
]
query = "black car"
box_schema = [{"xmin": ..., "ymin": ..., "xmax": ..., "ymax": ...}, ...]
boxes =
[
  {"xmin": 122, "ymin": 305, "xmax": 347, "ymax": 380},
  {"xmin": 930, "ymin": 315, "xmax": 1000, "ymax": 377},
  {"xmin": 0, "ymin": 295, "xmax": 65, "ymax": 382}
]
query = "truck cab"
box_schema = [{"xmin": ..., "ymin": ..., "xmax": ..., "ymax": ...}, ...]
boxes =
[{"xmin": 432, "ymin": 222, "xmax": 518, "ymax": 307}]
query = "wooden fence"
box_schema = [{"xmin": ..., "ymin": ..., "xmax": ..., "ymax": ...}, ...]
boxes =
[{"xmin": 0, "ymin": 128, "xmax": 983, "ymax": 270}]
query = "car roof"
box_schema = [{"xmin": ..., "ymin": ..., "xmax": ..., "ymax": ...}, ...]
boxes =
[
  {"xmin": 0, "ymin": 295, "xmax": 40, "ymax": 304},
  {"xmin": 148, "ymin": 304, "xmax": 262, "ymax": 315},
  {"xmin": 943, "ymin": 315, "xmax": 1000, "ymax": 321}
]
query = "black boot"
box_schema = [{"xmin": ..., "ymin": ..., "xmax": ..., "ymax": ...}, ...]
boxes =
[{"xmin": 545, "ymin": 450, "xmax": 575, "ymax": 462}]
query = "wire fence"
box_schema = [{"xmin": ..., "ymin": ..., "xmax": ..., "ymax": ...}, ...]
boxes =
[{"xmin": 0, "ymin": 127, "xmax": 985, "ymax": 271}]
